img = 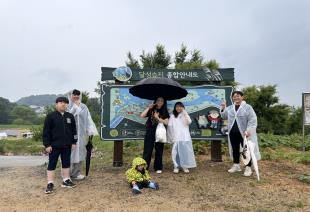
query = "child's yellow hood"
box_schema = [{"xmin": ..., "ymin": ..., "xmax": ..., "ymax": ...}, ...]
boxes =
[{"xmin": 132, "ymin": 157, "xmax": 147, "ymax": 168}]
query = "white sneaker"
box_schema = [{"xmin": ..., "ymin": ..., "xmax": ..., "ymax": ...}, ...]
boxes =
[
  {"xmin": 183, "ymin": 168, "xmax": 189, "ymax": 173},
  {"xmin": 72, "ymin": 174, "xmax": 85, "ymax": 180},
  {"xmin": 228, "ymin": 164, "xmax": 241, "ymax": 173},
  {"xmin": 156, "ymin": 170, "xmax": 162, "ymax": 174},
  {"xmin": 244, "ymin": 166, "xmax": 252, "ymax": 177},
  {"xmin": 173, "ymin": 168, "xmax": 179, "ymax": 173}
]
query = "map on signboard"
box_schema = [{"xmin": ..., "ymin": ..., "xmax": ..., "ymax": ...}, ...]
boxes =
[{"xmin": 109, "ymin": 87, "xmax": 226, "ymax": 129}]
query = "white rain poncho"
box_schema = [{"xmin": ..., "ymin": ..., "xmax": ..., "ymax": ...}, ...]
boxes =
[
  {"xmin": 167, "ymin": 111, "xmax": 196, "ymax": 169},
  {"xmin": 220, "ymin": 101, "xmax": 261, "ymax": 161},
  {"xmin": 67, "ymin": 91, "xmax": 98, "ymax": 163}
]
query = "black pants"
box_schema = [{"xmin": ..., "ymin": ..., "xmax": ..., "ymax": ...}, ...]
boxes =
[
  {"xmin": 47, "ymin": 147, "xmax": 71, "ymax": 171},
  {"xmin": 229, "ymin": 131, "xmax": 252, "ymax": 167},
  {"xmin": 143, "ymin": 128, "xmax": 164, "ymax": 171},
  {"xmin": 130, "ymin": 181, "xmax": 150, "ymax": 189}
]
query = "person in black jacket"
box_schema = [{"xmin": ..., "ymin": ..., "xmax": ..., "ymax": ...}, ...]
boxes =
[
  {"xmin": 140, "ymin": 97, "xmax": 169, "ymax": 174},
  {"xmin": 43, "ymin": 97, "xmax": 78, "ymax": 194}
]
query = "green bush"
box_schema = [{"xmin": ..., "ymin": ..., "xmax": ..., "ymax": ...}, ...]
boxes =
[
  {"xmin": 0, "ymin": 144, "xmax": 4, "ymax": 153},
  {"xmin": 261, "ymin": 147, "xmax": 309, "ymax": 164},
  {"xmin": 258, "ymin": 133, "xmax": 310, "ymax": 150},
  {"xmin": 12, "ymin": 118, "xmax": 32, "ymax": 125},
  {"xmin": 192, "ymin": 140, "xmax": 210, "ymax": 155},
  {"xmin": 31, "ymin": 125, "xmax": 43, "ymax": 142}
]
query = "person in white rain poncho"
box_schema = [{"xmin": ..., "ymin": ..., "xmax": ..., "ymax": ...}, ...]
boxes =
[
  {"xmin": 167, "ymin": 102, "xmax": 196, "ymax": 173},
  {"xmin": 220, "ymin": 91, "xmax": 261, "ymax": 177},
  {"xmin": 67, "ymin": 89, "xmax": 98, "ymax": 180}
]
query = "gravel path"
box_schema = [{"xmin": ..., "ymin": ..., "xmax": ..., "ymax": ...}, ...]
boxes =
[{"xmin": 0, "ymin": 156, "xmax": 48, "ymax": 168}]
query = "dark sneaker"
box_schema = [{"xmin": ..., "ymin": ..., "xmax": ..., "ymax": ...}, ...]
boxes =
[
  {"xmin": 61, "ymin": 179, "xmax": 76, "ymax": 188},
  {"xmin": 45, "ymin": 183, "xmax": 54, "ymax": 194}
]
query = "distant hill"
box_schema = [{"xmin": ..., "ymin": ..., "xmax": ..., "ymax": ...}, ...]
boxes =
[{"xmin": 16, "ymin": 94, "xmax": 63, "ymax": 106}]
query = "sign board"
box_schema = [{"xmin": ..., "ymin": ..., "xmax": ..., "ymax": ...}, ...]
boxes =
[
  {"xmin": 303, "ymin": 92, "xmax": 310, "ymax": 126},
  {"xmin": 101, "ymin": 84, "xmax": 233, "ymax": 140},
  {"xmin": 101, "ymin": 67, "xmax": 234, "ymax": 82}
]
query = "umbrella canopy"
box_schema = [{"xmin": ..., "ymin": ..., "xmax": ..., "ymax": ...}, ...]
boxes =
[
  {"xmin": 129, "ymin": 77, "xmax": 188, "ymax": 100},
  {"xmin": 85, "ymin": 135, "xmax": 94, "ymax": 177}
]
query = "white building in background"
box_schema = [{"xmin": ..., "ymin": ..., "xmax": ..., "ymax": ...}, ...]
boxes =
[
  {"xmin": 0, "ymin": 132, "xmax": 8, "ymax": 140},
  {"xmin": 29, "ymin": 105, "xmax": 45, "ymax": 116}
]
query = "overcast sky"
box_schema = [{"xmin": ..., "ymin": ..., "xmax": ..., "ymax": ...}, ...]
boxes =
[{"xmin": 0, "ymin": 0, "xmax": 309, "ymax": 106}]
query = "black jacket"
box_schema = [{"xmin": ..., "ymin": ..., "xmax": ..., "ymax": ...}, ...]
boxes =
[{"xmin": 43, "ymin": 111, "xmax": 78, "ymax": 148}]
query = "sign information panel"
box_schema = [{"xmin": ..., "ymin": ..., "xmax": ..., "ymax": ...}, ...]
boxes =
[{"xmin": 101, "ymin": 84, "xmax": 233, "ymax": 140}]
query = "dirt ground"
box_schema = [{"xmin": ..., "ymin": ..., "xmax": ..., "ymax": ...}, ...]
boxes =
[{"xmin": 0, "ymin": 155, "xmax": 309, "ymax": 212}]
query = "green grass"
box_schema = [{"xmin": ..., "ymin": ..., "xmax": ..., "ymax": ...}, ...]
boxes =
[
  {"xmin": 0, "ymin": 124, "xmax": 40, "ymax": 130},
  {"xmin": 258, "ymin": 133, "xmax": 310, "ymax": 150},
  {"xmin": 0, "ymin": 139, "xmax": 43, "ymax": 155},
  {"xmin": 298, "ymin": 174, "xmax": 310, "ymax": 184},
  {"xmin": 0, "ymin": 133, "xmax": 309, "ymax": 167},
  {"xmin": 261, "ymin": 147, "xmax": 310, "ymax": 164}
]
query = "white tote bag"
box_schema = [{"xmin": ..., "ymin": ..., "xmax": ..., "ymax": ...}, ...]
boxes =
[
  {"xmin": 155, "ymin": 123, "xmax": 167, "ymax": 143},
  {"xmin": 241, "ymin": 136, "xmax": 251, "ymax": 166}
]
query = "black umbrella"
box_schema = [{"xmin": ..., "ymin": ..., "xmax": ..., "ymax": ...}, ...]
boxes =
[
  {"xmin": 85, "ymin": 135, "xmax": 93, "ymax": 177},
  {"xmin": 129, "ymin": 77, "xmax": 188, "ymax": 100}
]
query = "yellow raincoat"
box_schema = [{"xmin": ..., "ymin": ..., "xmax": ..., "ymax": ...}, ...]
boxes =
[{"xmin": 125, "ymin": 157, "xmax": 151, "ymax": 183}]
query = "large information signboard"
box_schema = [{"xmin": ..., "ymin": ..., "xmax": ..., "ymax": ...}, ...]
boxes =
[{"xmin": 101, "ymin": 84, "xmax": 233, "ymax": 140}]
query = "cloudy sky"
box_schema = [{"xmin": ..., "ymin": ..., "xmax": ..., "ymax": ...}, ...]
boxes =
[{"xmin": 0, "ymin": 0, "xmax": 309, "ymax": 106}]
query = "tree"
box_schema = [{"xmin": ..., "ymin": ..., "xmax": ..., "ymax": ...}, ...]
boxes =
[
  {"xmin": 140, "ymin": 44, "xmax": 171, "ymax": 69},
  {"xmin": 205, "ymin": 59, "xmax": 220, "ymax": 70},
  {"xmin": 287, "ymin": 107, "xmax": 303, "ymax": 134},
  {"xmin": 152, "ymin": 44, "xmax": 171, "ymax": 69},
  {"xmin": 87, "ymin": 98, "xmax": 101, "ymax": 114},
  {"xmin": 190, "ymin": 49, "xmax": 203, "ymax": 64},
  {"xmin": 126, "ymin": 52, "xmax": 140, "ymax": 69},
  {"xmin": 10, "ymin": 105, "xmax": 39, "ymax": 125},
  {"xmin": 81, "ymin": 91, "xmax": 89, "ymax": 104},
  {"xmin": 174, "ymin": 44, "xmax": 220, "ymax": 71},
  {"xmin": 242, "ymin": 85, "xmax": 291, "ymax": 134},
  {"xmin": 140, "ymin": 50, "xmax": 154, "ymax": 69},
  {"xmin": 0, "ymin": 97, "xmax": 15, "ymax": 124},
  {"xmin": 126, "ymin": 43, "xmax": 221, "ymax": 71},
  {"xmin": 174, "ymin": 44, "xmax": 188, "ymax": 65},
  {"xmin": 94, "ymin": 81, "xmax": 101, "ymax": 96},
  {"xmin": 86, "ymin": 97, "xmax": 101, "ymax": 126},
  {"xmin": 44, "ymin": 105, "xmax": 56, "ymax": 115}
]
